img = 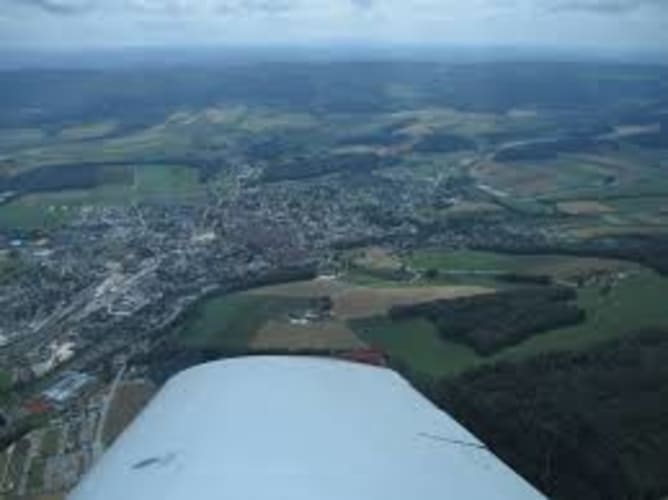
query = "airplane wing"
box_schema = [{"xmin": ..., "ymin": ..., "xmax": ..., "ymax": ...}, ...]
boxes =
[{"xmin": 69, "ymin": 356, "xmax": 544, "ymax": 500}]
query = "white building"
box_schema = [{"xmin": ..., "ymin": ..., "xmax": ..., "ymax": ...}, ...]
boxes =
[{"xmin": 43, "ymin": 371, "xmax": 92, "ymax": 405}]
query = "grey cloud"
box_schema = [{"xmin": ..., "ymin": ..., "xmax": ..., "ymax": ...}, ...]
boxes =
[
  {"xmin": 234, "ymin": 0, "xmax": 296, "ymax": 14},
  {"xmin": 546, "ymin": 0, "xmax": 667, "ymax": 13},
  {"xmin": 10, "ymin": 0, "xmax": 667, "ymax": 18},
  {"xmin": 6, "ymin": 0, "xmax": 297, "ymax": 16},
  {"xmin": 8, "ymin": 0, "xmax": 94, "ymax": 14},
  {"xmin": 351, "ymin": 0, "xmax": 374, "ymax": 9}
]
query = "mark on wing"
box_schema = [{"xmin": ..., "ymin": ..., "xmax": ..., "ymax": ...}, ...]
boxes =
[
  {"xmin": 132, "ymin": 452, "xmax": 176, "ymax": 470},
  {"xmin": 418, "ymin": 432, "xmax": 487, "ymax": 449}
]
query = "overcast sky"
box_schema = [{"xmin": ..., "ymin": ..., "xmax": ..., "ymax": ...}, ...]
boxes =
[{"xmin": 1, "ymin": 0, "xmax": 667, "ymax": 53}]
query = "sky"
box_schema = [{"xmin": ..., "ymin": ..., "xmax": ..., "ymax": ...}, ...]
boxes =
[{"xmin": 0, "ymin": 0, "xmax": 667, "ymax": 53}]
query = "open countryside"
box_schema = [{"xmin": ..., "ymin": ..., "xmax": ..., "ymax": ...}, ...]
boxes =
[{"xmin": 0, "ymin": 57, "xmax": 667, "ymax": 500}]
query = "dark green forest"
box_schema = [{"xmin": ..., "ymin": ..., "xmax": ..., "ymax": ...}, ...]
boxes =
[
  {"xmin": 390, "ymin": 287, "xmax": 586, "ymax": 355},
  {"xmin": 429, "ymin": 330, "xmax": 668, "ymax": 500}
]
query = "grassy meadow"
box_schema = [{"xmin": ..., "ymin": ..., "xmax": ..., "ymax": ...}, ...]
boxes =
[{"xmin": 351, "ymin": 250, "xmax": 668, "ymax": 377}]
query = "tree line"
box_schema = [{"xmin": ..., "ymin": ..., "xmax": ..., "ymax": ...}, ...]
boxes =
[
  {"xmin": 423, "ymin": 329, "xmax": 668, "ymax": 500},
  {"xmin": 389, "ymin": 286, "xmax": 585, "ymax": 355}
]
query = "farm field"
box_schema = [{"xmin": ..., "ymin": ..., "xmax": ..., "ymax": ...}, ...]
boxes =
[
  {"xmin": 0, "ymin": 197, "xmax": 73, "ymax": 231},
  {"xmin": 245, "ymin": 277, "xmax": 347, "ymax": 298},
  {"xmin": 131, "ymin": 164, "xmax": 203, "ymax": 200},
  {"xmin": 557, "ymin": 200, "xmax": 615, "ymax": 215},
  {"xmin": 0, "ymin": 128, "xmax": 47, "ymax": 152},
  {"xmin": 251, "ymin": 320, "xmax": 365, "ymax": 350},
  {"xmin": 175, "ymin": 278, "xmax": 493, "ymax": 352},
  {"xmin": 173, "ymin": 293, "xmax": 313, "ymax": 350},
  {"xmin": 247, "ymin": 277, "xmax": 493, "ymax": 316},
  {"xmin": 499, "ymin": 268, "xmax": 668, "ymax": 359},
  {"xmin": 102, "ymin": 381, "xmax": 156, "ymax": 448},
  {"xmin": 566, "ymin": 223, "xmax": 668, "ymax": 239},
  {"xmin": 40, "ymin": 429, "xmax": 60, "ymax": 458},
  {"xmin": 0, "ymin": 59, "xmax": 665, "ymax": 499},
  {"xmin": 26, "ymin": 459, "xmax": 45, "ymax": 492},
  {"xmin": 474, "ymin": 157, "xmax": 610, "ymax": 199},
  {"xmin": 0, "ymin": 164, "xmax": 204, "ymax": 230},
  {"xmin": 351, "ymin": 317, "xmax": 479, "ymax": 377},
  {"xmin": 472, "ymin": 147, "xmax": 668, "ymax": 232},
  {"xmin": 173, "ymin": 250, "xmax": 668, "ymax": 377},
  {"xmin": 406, "ymin": 249, "xmax": 634, "ymax": 279},
  {"xmin": 331, "ymin": 285, "xmax": 492, "ymax": 319},
  {"xmin": 0, "ymin": 252, "xmax": 13, "ymax": 272},
  {"xmin": 58, "ymin": 122, "xmax": 118, "ymax": 141},
  {"xmin": 352, "ymin": 251, "xmax": 668, "ymax": 377},
  {"xmin": 349, "ymin": 246, "xmax": 403, "ymax": 271}
]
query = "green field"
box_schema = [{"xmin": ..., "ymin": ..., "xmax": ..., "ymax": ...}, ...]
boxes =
[
  {"xmin": 0, "ymin": 128, "xmax": 47, "ymax": 152},
  {"xmin": 0, "ymin": 254, "xmax": 19, "ymax": 282},
  {"xmin": 58, "ymin": 121, "xmax": 117, "ymax": 141},
  {"xmin": 26, "ymin": 459, "xmax": 45, "ymax": 492},
  {"xmin": 406, "ymin": 249, "xmax": 631, "ymax": 279},
  {"xmin": 344, "ymin": 266, "xmax": 500, "ymax": 290},
  {"xmin": 351, "ymin": 316, "xmax": 479, "ymax": 377},
  {"xmin": 132, "ymin": 164, "xmax": 202, "ymax": 199},
  {"xmin": 7, "ymin": 438, "xmax": 30, "ymax": 490},
  {"xmin": 0, "ymin": 164, "xmax": 204, "ymax": 230},
  {"xmin": 0, "ymin": 450, "xmax": 7, "ymax": 485},
  {"xmin": 500, "ymin": 269, "xmax": 668, "ymax": 359},
  {"xmin": 342, "ymin": 269, "xmax": 412, "ymax": 287},
  {"xmin": 351, "ymin": 251, "xmax": 668, "ymax": 378},
  {"xmin": 3, "ymin": 107, "xmax": 319, "ymax": 174},
  {"xmin": 0, "ymin": 369, "xmax": 13, "ymax": 394},
  {"xmin": 407, "ymin": 249, "xmax": 523, "ymax": 272},
  {"xmin": 607, "ymin": 195, "xmax": 668, "ymax": 213},
  {"xmin": 0, "ymin": 197, "xmax": 74, "ymax": 230},
  {"xmin": 40, "ymin": 428, "xmax": 60, "ymax": 458},
  {"xmin": 174, "ymin": 292, "xmax": 311, "ymax": 350}
]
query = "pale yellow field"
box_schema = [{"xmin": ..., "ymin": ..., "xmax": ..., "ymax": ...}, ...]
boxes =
[
  {"xmin": 59, "ymin": 121, "xmax": 117, "ymax": 141},
  {"xmin": 252, "ymin": 320, "xmax": 366, "ymax": 350},
  {"xmin": 352, "ymin": 246, "xmax": 402, "ymax": 271},
  {"xmin": 102, "ymin": 381, "xmax": 156, "ymax": 447},
  {"xmin": 529, "ymin": 256, "xmax": 634, "ymax": 279},
  {"xmin": 604, "ymin": 123, "xmax": 661, "ymax": 138},
  {"xmin": 332, "ymin": 285, "xmax": 493, "ymax": 320},
  {"xmin": 249, "ymin": 282, "xmax": 492, "ymax": 348},
  {"xmin": 251, "ymin": 279, "xmax": 492, "ymax": 320},
  {"xmin": 557, "ymin": 200, "xmax": 615, "ymax": 215},
  {"xmin": 446, "ymin": 201, "xmax": 502, "ymax": 214},
  {"xmin": 474, "ymin": 162, "xmax": 557, "ymax": 196},
  {"xmin": 246, "ymin": 277, "xmax": 348, "ymax": 298},
  {"xmin": 568, "ymin": 224, "xmax": 668, "ymax": 239}
]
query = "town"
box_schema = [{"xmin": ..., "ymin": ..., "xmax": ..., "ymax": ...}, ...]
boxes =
[{"xmin": 0, "ymin": 53, "xmax": 666, "ymax": 499}]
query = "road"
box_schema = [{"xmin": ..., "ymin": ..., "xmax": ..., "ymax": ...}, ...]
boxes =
[{"xmin": 92, "ymin": 363, "xmax": 126, "ymax": 461}]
